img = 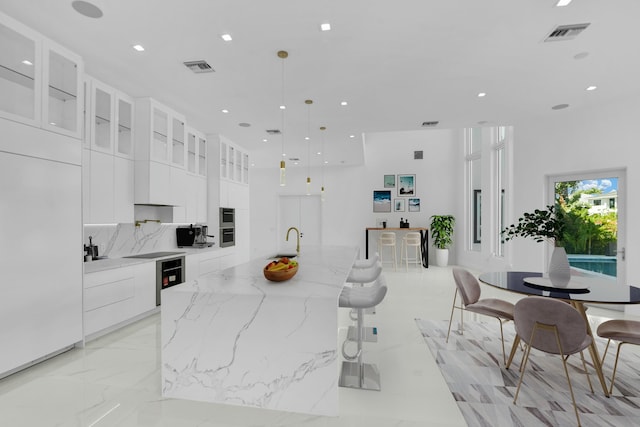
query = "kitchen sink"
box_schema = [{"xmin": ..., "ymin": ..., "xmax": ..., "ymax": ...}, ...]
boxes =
[
  {"xmin": 123, "ymin": 251, "xmax": 185, "ymax": 259},
  {"xmin": 270, "ymin": 253, "xmax": 298, "ymax": 259}
]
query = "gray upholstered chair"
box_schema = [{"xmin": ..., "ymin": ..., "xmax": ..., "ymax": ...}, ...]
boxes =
[
  {"xmin": 339, "ymin": 275, "xmax": 388, "ymax": 390},
  {"xmin": 513, "ymin": 296, "xmax": 593, "ymax": 427},
  {"xmin": 446, "ymin": 267, "xmax": 515, "ymax": 364},
  {"xmin": 596, "ymin": 319, "xmax": 640, "ymax": 394}
]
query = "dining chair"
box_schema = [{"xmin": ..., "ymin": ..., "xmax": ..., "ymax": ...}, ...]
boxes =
[
  {"xmin": 513, "ymin": 296, "xmax": 594, "ymax": 427},
  {"xmin": 596, "ymin": 319, "xmax": 640, "ymax": 394},
  {"xmin": 400, "ymin": 232, "xmax": 422, "ymax": 271},
  {"xmin": 446, "ymin": 267, "xmax": 515, "ymax": 364}
]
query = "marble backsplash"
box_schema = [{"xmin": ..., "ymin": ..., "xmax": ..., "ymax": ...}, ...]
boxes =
[{"xmin": 84, "ymin": 223, "xmax": 184, "ymax": 258}]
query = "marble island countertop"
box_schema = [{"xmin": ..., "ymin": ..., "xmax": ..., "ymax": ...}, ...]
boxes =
[{"xmin": 161, "ymin": 245, "xmax": 357, "ymax": 416}]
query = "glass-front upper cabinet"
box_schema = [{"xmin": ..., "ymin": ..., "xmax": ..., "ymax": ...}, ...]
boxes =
[
  {"xmin": 42, "ymin": 39, "xmax": 83, "ymax": 138},
  {"xmin": 0, "ymin": 15, "xmax": 40, "ymax": 125},
  {"xmin": 152, "ymin": 106, "xmax": 168, "ymax": 162},
  {"xmin": 220, "ymin": 141, "xmax": 228, "ymax": 179},
  {"xmin": 235, "ymin": 148, "xmax": 242, "ymax": 182},
  {"xmin": 91, "ymin": 80, "xmax": 112, "ymax": 153},
  {"xmin": 198, "ymin": 136, "xmax": 206, "ymax": 177},
  {"xmin": 115, "ymin": 94, "xmax": 133, "ymax": 158},
  {"xmin": 228, "ymin": 145, "xmax": 235, "ymax": 180},
  {"xmin": 187, "ymin": 130, "xmax": 197, "ymax": 174},
  {"xmin": 242, "ymin": 153, "xmax": 249, "ymax": 184},
  {"xmin": 171, "ymin": 117, "xmax": 185, "ymax": 167}
]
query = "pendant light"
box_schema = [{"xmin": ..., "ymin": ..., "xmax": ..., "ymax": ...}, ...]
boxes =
[
  {"xmin": 320, "ymin": 126, "xmax": 326, "ymax": 201},
  {"xmin": 278, "ymin": 50, "xmax": 288, "ymax": 186},
  {"xmin": 305, "ymin": 99, "xmax": 312, "ymax": 195}
]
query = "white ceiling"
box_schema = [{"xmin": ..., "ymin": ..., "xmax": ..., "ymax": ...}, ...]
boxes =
[{"xmin": 2, "ymin": 0, "xmax": 639, "ymax": 168}]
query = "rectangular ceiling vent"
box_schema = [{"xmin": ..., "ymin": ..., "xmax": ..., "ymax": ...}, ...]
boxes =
[
  {"xmin": 544, "ymin": 23, "xmax": 590, "ymax": 42},
  {"xmin": 414, "ymin": 150, "xmax": 423, "ymax": 160},
  {"xmin": 266, "ymin": 129, "xmax": 281, "ymax": 135},
  {"xmin": 183, "ymin": 60, "xmax": 215, "ymax": 73},
  {"xmin": 422, "ymin": 121, "xmax": 439, "ymax": 127}
]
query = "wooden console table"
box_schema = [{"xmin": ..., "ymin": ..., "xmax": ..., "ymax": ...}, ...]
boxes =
[{"xmin": 365, "ymin": 227, "xmax": 428, "ymax": 267}]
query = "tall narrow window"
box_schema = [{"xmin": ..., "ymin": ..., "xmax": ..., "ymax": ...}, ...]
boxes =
[
  {"xmin": 465, "ymin": 128, "xmax": 482, "ymax": 252},
  {"xmin": 494, "ymin": 127, "xmax": 507, "ymax": 257}
]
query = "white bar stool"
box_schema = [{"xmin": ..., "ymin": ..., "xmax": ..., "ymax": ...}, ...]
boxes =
[
  {"xmin": 377, "ymin": 232, "xmax": 397, "ymax": 271},
  {"xmin": 339, "ymin": 275, "xmax": 388, "ymax": 391},
  {"xmin": 401, "ymin": 232, "xmax": 423, "ymax": 271},
  {"xmin": 345, "ymin": 259, "xmax": 382, "ymax": 343}
]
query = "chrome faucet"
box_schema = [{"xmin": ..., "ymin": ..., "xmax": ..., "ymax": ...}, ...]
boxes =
[{"xmin": 286, "ymin": 227, "xmax": 300, "ymax": 254}]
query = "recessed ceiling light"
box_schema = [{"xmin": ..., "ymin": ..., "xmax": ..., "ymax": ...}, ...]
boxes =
[
  {"xmin": 262, "ymin": 139, "xmax": 268, "ymax": 142},
  {"xmin": 477, "ymin": 92, "xmax": 487, "ymax": 97},
  {"xmin": 221, "ymin": 109, "xmax": 229, "ymax": 113},
  {"xmin": 340, "ymin": 101, "xmax": 348, "ymax": 106},
  {"xmin": 317, "ymin": 151, "xmax": 322, "ymax": 155},
  {"xmin": 279, "ymin": 105, "xmax": 286, "ymax": 110},
  {"xmin": 586, "ymin": 85, "xmax": 598, "ymax": 91},
  {"xmin": 21, "ymin": 60, "xmax": 33, "ymax": 66},
  {"xmin": 50, "ymin": 122, "xmax": 56, "ymax": 126},
  {"xmin": 282, "ymin": 153, "xmax": 286, "ymax": 157},
  {"xmin": 320, "ymin": 23, "xmax": 331, "ymax": 31},
  {"xmin": 556, "ymin": 0, "xmax": 572, "ymax": 6},
  {"xmin": 132, "ymin": 44, "xmax": 145, "ymax": 52},
  {"xmin": 324, "ymin": 160, "xmax": 329, "ymax": 164},
  {"xmin": 221, "ymin": 34, "xmax": 232, "ymax": 42},
  {"xmin": 71, "ymin": 1, "xmax": 103, "ymax": 18},
  {"xmin": 552, "ymin": 103, "xmax": 570, "ymax": 110},
  {"xmin": 349, "ymin": 134, "xmax": 355, "ymax": 138},
  {"xmin": 304, "ymin": 136, "xmax": 310, "ymax": 140},
  {"xmin": 251, "ymin": 163, "xmax": 255, "ymax": 167}
]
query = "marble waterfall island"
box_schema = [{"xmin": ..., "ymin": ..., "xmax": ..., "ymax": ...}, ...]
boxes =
[{"xmin": 161, "ymin": 246, "xmax": 357, "ymax": 416}]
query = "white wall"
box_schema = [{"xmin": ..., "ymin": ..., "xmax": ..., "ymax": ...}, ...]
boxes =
[
  {"xmin": 507, "ymin": 95, "xmax": 640, "ymax": 314},
  {"xmin": 250, "ymin": 129, "xmax": 460, "ymax": 265}
]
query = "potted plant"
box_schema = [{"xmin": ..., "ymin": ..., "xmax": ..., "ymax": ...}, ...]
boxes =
[
  {"xmin": 430, "ymin": 215, "xmax": 455, "ymax": 267},
  {"xmin": 501, "ymin": 204, "xmax": 570, "ymax": 285}
]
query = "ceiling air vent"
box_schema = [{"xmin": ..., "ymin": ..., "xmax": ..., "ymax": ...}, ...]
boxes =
[
  {"xmin": 422, "ymin": 121, "xmax": 439, "ymax": 127},
  {"xmin": 183, "ymin": 60, "xmax": 215, "ymax": 73},
  {"xmin": 414, "ymin": 151, "xmax": 423, "ymax": 160},
  {"xmin": 266, "ymin": 129, "xmax": 281, "ymax": 135},
  {"xmin": 544, "ymin": 23, "xmax": 590, "ymax": 42}
]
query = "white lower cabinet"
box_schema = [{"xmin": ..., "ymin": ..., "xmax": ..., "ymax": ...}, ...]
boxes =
[
  {"xmin": 84, "ymin": 262, "xmax": 156, "ymax": 338},
  {"xmin": 185, "ymin": 250, "xmax": 235, "ymax": 282}
]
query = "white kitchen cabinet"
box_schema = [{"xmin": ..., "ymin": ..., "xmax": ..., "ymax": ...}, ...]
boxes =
[
  {"xmin": 135, "ymin": 98, "xmax": 187, "ymax": 205},
  {"xmin": 41, "ymin": 39, "xmax": 83, "ymax": 139},
  {"xmin": 84, "ymin": 141, "xmax": 134, "ymax": 224},
  {"xmin": 183, "ymin": 174, "xmax": 207, "ymax": 223},
  {"xmin": 186, "ymin": 250, "xmax": 236, "ymax": 282},
  {"xmin": 0, "ymin": 11, "xmax": 83, "ymax": 139},
  {"xmin": 0, "ymin": 146, "xmax": 82, "ymax": 376},
  {"xmin": 115, "ymin": 94, "xmax": 134, "ymax": 158},
  {"xmin": 219, "ymin": 139, "xmax": 249, "ymax": 185},
  {"xmin": 198, "ymin": 134, "xmax": 207, "ymax": 177},
  {"xmin": 84, "ymin": 261, "xmax": 156, "ymax": 338}
]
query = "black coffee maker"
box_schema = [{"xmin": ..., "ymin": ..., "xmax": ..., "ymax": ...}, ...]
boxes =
[{"xmin": 84, "ymin": 235, "xmax": 98, "ymax": 261}]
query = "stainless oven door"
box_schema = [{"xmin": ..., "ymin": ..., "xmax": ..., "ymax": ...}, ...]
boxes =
[{"xmin": 219, "ymin": 227, "xmax": 235, "ymax": 247}]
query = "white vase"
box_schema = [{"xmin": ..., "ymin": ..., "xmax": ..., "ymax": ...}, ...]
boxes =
[
  {"xmin": 435, "ymin": 248, "xmax": 449, "ymax": 267},
  {"xmin": 548, "ymin": 246, "xmax": 571, "ymax": 286}
]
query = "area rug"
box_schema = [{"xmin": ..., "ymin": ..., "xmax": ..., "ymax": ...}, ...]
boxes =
[{"xmin": 415, "ymin": 318, "xmax": 640, "ymax": 427}]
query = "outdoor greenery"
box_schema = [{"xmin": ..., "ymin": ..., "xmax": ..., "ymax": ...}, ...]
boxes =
[
  {"xmin": 502, "ymin": 181, "xmax": 617, "ymax": 255},
  {"xmin": 430, "ymin": 215, "xmax": 455, "ymax": 249}
]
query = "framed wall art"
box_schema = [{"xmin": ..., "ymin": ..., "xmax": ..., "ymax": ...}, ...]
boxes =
[
  {"xmin": 397, "ymin": 174, "xmax": 415, "ymax": 196},
  {"xmin": 373, "ymin": 190, "xmax": 392, "ymax": 212},
  {"xmin": 394, "ymin": 198, "xmax": 405, "ymax": 212},
  {"xmin": 384, "ymin": 174, "xmax": 395, "ymax": 188},
  {"xmin": 408, "ymin": 198, "xmax": 420, "ymax": 212}
]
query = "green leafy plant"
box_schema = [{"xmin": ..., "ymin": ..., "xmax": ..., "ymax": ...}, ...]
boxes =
[
  {"xmin": 501, "ymin": 205, "xmax": 565, "ymax": 246},
  {"xmin": 430, "ymin": 215, "xmax": 455, "ymax": 249}
]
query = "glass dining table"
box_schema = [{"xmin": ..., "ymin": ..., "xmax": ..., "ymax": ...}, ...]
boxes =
[{"xmin": 478, "ymin": 270, "xmax": 640, "ymax": 397}]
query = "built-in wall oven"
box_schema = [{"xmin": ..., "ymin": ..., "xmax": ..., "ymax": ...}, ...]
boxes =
[
  {"xmin": 156, "ymin": 255, "xmax": 185, "ymax": 306},
  {"xmin": 219, "ymin": 207, "xmax": 235, "ymax": 248}
]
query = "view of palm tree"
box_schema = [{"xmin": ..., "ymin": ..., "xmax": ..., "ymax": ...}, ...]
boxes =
[{"xmin": 555, "ymin": 178, "xmax": 618, "ymax": 277}]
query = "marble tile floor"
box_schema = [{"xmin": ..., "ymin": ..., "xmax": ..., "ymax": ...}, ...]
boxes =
[{"xmin": 0, "ymin": 266, "xmax": 635, "ymax": 427}]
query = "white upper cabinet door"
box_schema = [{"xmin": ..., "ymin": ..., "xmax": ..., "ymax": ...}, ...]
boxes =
[
  {"xmin": 0, "ymin": 13, "xmax": 42, "ymax": 127},
  {"xmin": 41, "ymin": 39, "xmax": 83, "ymax": 139},
  {"xmin": 198, "ymin": 135, "xmax": 207, "ymax": 177},
  {"xmin": 115, "ymin": 93, "xmax": 134, "ymax": 159},
  {"xmin": 89, "ymin": 78, "xmax": 114, "ymax": 154},
  {"xmin": 171, "ymin": 116, "xmax": 186, "ymax": 168},
  {"xmin": 187, "ymin": 129, "xmax": 197, "ymax": 174}
]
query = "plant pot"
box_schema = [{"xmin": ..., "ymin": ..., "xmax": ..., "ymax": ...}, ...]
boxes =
[
  {"xmin": 435, "ymin": 248, "xmax": 449, "ymax": 267},
  {"xmin": 548, "ymin": 246, "xmax": 570, "ymax": 286}
]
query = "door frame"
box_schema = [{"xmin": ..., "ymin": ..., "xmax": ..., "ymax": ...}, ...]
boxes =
[
  {"xmin": 546, "ymin": 168, "xmax": 626, "ymax": 286},
  {"xmin": 277, "ymin": 194, "xmax": 323, "ymax": 251}
]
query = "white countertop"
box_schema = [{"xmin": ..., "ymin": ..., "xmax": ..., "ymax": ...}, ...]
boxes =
[
  {"xmin": 83, "ymin": 246, "xmax": 228, "ymax": 274},
  {"xmin": 161, "ymin": 245, "xmax": 357, "ymax": 416}
]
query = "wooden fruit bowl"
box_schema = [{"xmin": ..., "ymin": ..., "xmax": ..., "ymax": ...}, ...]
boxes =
[{"xmin": 264, "ymin": 264, "xmax": 298, "ymax": 282}]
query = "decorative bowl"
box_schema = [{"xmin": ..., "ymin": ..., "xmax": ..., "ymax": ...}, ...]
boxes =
[{"xmin": 264, "ymin": 263, "xmax": 298, "ymax": 282}]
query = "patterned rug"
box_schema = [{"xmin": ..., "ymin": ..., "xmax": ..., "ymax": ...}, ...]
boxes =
[{"xmin": 415, "ymin": 319, "xmax": 640, "ymax": 427}]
